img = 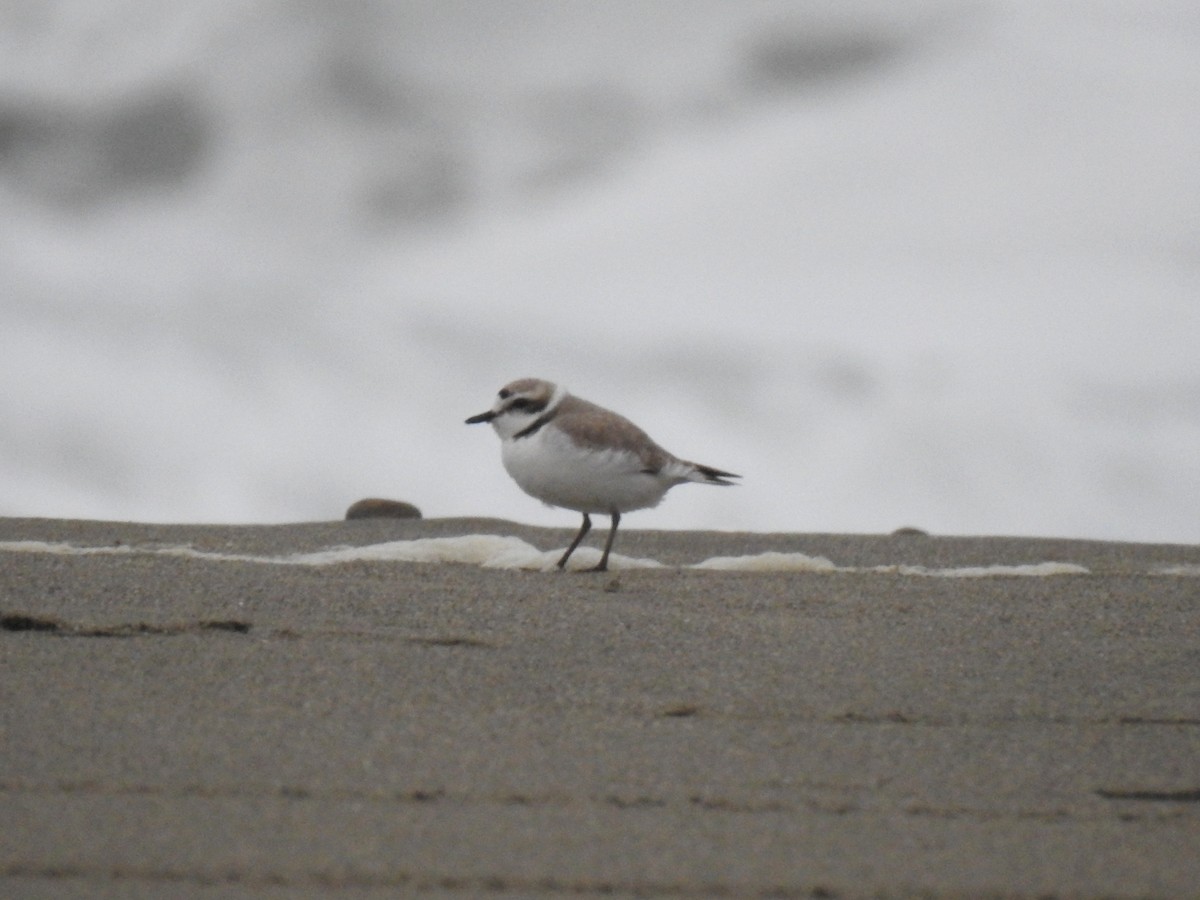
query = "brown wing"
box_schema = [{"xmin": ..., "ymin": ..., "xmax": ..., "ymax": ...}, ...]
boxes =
[{"xmin": 553, "ymin": 396, "xmax": 672, "ymax": 473}]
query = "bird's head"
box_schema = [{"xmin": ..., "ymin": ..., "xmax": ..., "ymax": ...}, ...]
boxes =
[{"xmin": 465, "ymin": 378, "xmax": 564, "ymax": 440}]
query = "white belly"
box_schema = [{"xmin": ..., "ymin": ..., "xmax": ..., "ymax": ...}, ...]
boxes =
[{"xmin": 500, "ymin": 428, "xmax": 671, "ymax": 514}]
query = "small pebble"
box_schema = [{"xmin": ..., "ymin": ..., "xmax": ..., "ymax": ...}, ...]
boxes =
[{"xmin": 345, "ymin": 498, "xmax": 422, "ymax": 520}]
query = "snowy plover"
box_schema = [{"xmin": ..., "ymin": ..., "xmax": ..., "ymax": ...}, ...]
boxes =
[{"xmin": 466, "ymin": 378, "xmax": 739, "ymax": 571}]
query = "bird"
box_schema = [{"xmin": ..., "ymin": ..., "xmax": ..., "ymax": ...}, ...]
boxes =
[{"xmin": 466, "ymin": 378, "xmax": 739, "ymax": 571}]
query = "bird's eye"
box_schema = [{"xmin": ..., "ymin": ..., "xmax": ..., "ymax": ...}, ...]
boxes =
[
  {"xmin": 498, "ymin": 389, "xmax": 511, "ymax": 400},
  {"xmin": 509, "ymin": 398, "xmax": 533, "ymax": 410}
]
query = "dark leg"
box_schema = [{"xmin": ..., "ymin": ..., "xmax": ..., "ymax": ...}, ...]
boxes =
[
  {"xmin": 591, "ymin": 511, "xmax": 621, "ymax": 572},
  {"xmin": 557, "ymin": 513, "xmax": 592, "ymax": 569}
]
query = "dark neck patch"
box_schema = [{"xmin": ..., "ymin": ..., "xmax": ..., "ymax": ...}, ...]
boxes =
[{"xmin": 514, "ymin": 406, "xmax": 557, "ymax": 439}]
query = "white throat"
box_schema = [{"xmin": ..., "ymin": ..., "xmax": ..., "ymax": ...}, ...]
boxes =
[{"xmin": 492, "ymin": 382, "xmax": 568, "ymax": 441}]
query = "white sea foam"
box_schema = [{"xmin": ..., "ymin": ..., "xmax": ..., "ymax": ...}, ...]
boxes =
[
  {"xmin": 692, "ymin": 554, "xmax": 1089, "ymax": 577},
  {"xmin": 693, "ymin": 552, "xmax": 839, "ymax": 572},
  {"xmin": 1151, "ymin": 564, "xmax": 1200, "ymax": 577},
  {"xmin": 0, "ymin": 538, "xmax": 1103, "ymax": 577},
  {"xmin": 0, "ymin": 540, "xmax": 261, "ymax": 564},
  {"xmin": 871, "ymin": 562, "xmax": 1092, "ymax": 578},
  {"xmin": 286, "ymin": 537, "xmax": 665, "ymax": 571},
  {"xmin": 0, "ymin": 537, "xmax": 664, "ymax": 572},
  {"xmin": 2, "ymin": 5, "xmax": 1198, "ymax": 545}
]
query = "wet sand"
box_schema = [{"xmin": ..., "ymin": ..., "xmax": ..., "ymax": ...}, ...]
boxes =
[{"xmin": 2, "ymin": 516, "xmax": 1198, "ymax": 898}]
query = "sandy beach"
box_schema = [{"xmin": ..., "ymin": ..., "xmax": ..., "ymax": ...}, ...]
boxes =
[{"xmin": 1, "ymin": 516, "xmax": 1198, "ymax": 898}]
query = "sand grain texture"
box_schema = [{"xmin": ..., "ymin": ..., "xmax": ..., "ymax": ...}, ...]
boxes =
[{"xmin": 1, "ymin": 517, "xmax": 1198, "ymax": 898}]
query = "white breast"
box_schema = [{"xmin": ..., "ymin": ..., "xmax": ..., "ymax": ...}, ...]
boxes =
[{"xmin": 500, "ymin": 425, "xmax": 671, "ymax": 514}]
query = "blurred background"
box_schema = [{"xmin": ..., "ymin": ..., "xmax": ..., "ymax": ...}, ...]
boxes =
[{"xmin": 2, "ymin": 0, "xmax": 1198, "ymax": 542}]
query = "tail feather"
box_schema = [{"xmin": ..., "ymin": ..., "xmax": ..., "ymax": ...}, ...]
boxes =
[{"xmin": 688, "ymin": 462, "xmax": 741, "ymax": 486}]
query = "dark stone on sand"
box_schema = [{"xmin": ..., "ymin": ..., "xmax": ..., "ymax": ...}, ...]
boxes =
[
  {"xmin": 345, "ymin": 498, "xmax": 422, "ymax": 520},
  {"xmin": 891, "ymin": 526, "xmax": 930, "ymax": 536}
]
